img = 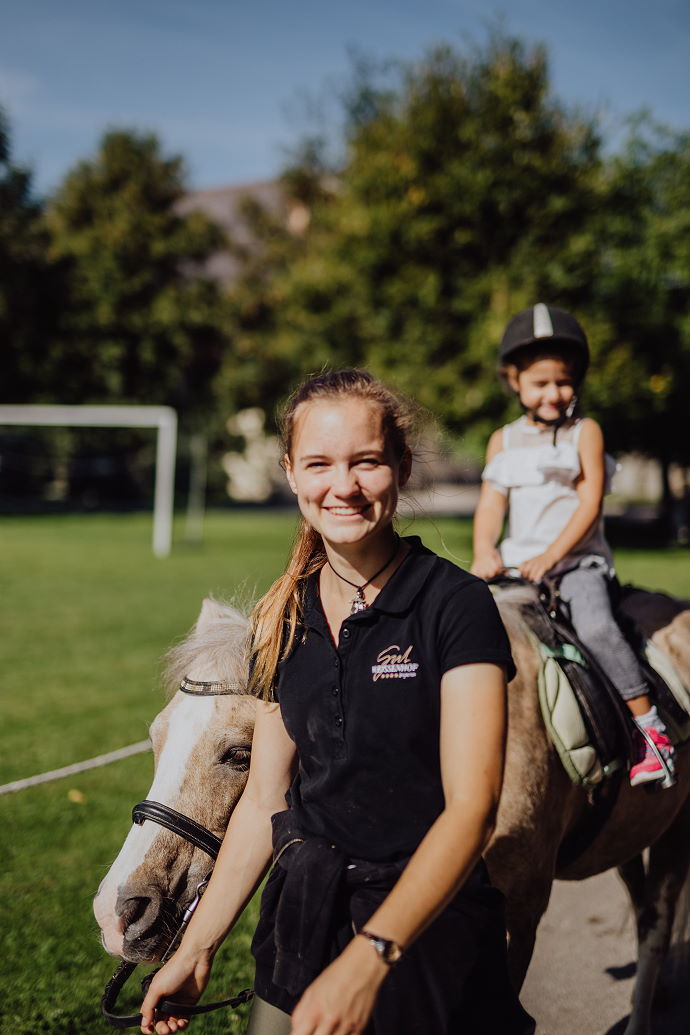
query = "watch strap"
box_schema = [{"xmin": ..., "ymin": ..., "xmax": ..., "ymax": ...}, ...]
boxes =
[{"xmin": 358, "ymin": 928, "xmax": 403, "ymax": 965}]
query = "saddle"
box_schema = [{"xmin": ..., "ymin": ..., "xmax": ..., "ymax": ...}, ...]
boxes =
[{"xmin": 493, "ymin": 577, "xmax": 690, "ymax": 790}]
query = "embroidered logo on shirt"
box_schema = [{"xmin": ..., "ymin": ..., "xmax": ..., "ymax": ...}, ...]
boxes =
[{"xmin": 371, "ymin": 644, "xmax": 419, "ymax": 682}]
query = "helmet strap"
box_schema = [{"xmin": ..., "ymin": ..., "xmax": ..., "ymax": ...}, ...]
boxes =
[{"xmin": 521, "ymin": 395, "xmax": 578, "ymax": 445}]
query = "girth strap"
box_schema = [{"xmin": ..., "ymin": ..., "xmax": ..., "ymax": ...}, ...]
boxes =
[{"xmin": 132, "ymin": 800, "xmax": 222, "ymax": 859}]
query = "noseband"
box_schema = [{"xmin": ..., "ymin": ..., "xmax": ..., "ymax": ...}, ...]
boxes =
[{"xmin": 101, "ymin": 676, "xmax": 254, "ymax": 1028}]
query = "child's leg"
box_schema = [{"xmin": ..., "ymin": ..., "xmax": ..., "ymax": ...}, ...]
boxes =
[
  {"xmin": 558, "ymin": 566, "xmax": 648, "ymax": 699},
  {"xmin": 558, "ymin": 567, "xmax": 675, "ymax": 786}
]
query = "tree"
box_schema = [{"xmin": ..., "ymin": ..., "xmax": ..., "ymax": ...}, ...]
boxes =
[
  {"xmin": 45, "ymin": 130, "xmax": 229, "ymax": 421},
  {"xmin": 588, "ymin": 121, "xmax": 690, "ymax": 490},
  {"xmin": 0, "ymin": 106, "xmax": 61, "ymax": 403},
  {"xmin": 221, "ymin": 36, "xmax": 607, "ymax": 456},
  {"xmin": 221, "ymin": 33, "xmax": 690, "ymax": 509}
]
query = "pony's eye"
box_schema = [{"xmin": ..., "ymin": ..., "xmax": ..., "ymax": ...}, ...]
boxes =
[{"xmin": 219, "ymin": 746, "xmax": 251, "ymax": 772}]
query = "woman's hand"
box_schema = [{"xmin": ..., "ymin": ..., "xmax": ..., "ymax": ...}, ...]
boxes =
[
  {"xmin": 139, "ymin": 952, "xmax": 212, "ymax": 1035},
  {"xmin": 519, "ymin": 551, "xmax": 557, "ymax": 583},
  {"xmin": 290, "ymin": 936, "xmax": 388, "ymax": 1035},
  {"xmin": 470, "ymin": 549, "xmax": 505, "ymax": 580}
]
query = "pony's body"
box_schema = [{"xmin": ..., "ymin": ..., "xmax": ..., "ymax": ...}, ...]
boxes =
[
  {"xmin": 94, "ymin": 590, "xmax": 690, "ymax": 1035},
  {"xmin": 487, "ymin": 584, "xmax": 690, "ymax": 1035}
]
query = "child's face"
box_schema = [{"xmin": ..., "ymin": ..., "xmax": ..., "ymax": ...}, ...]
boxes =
[{"xmin": 508, "ymin": 356, "xmax": 576, "ymax": 424}]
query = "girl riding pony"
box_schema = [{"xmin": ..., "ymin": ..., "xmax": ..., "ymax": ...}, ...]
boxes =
[{"xmin": 472, "ymin": 304, "xmax": 675, "ymax": 788}]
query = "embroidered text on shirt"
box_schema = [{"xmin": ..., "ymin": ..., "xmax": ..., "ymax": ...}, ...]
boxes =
[{"xmin": 371, "ymin": 644, "xmax": 419, "ymax": 682}]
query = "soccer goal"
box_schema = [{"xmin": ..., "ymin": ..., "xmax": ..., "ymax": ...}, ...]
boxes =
[{"xmin": 0, "ymin": 404, "xmax": 177, "ymax": 557}]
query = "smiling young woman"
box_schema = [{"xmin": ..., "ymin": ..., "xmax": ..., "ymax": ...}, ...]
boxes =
[
  {"xmin": 284, "ymin": 395, "xmax": 412, "ymax": 634},
  {"xmin": 140, "ymin": 370, "xmax": 534, "ymax": 1035}
]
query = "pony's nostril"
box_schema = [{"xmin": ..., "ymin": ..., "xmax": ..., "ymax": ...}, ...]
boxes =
[
  {"xmin": 116, "ymin": 887, "xmax": 162, "ymax": 940},
  {"xmin": 118, "ymin": 895, "xmax": 151, "ymax": 929},
  {"xmin": 115, "ymin": 887, "xmax": 180, "ymax": 962}
]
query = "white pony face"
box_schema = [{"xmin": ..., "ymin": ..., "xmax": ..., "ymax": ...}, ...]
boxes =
[{"xmin": 93, "ymin": 600, "xmax": 256, "ymax": 962}]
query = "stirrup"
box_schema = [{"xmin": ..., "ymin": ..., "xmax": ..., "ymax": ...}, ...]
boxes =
[{"xmin": 634, "ymin": 726, "xmax": 676, "ymax": 790}]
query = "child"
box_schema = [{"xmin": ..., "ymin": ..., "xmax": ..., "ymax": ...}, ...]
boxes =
[{"xmin": 471, "ymin": 304, "xmax": 675, "ymax": 788}]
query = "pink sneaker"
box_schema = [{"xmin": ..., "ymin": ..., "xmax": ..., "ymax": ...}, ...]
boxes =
[{"xmin": 630, "ymin": 726, "xmax": 675, "ymax": 787}]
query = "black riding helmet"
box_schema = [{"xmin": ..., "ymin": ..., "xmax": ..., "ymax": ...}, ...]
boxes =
[{"xmin": 499, "ymin": 303, "xmax": 589, "ymax": 382}]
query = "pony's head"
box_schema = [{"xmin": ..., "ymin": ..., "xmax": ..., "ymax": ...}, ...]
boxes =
[{"xmin": 93, "ymin": 598, "xmax": 256, "ymax": 962}]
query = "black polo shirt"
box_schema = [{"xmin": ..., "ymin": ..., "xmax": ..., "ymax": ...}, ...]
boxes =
[{"xmin": 274, "ymin": 536, "xmax": 515, "ymax": 862}]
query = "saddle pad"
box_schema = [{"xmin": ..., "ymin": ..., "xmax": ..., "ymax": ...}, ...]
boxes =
[
  {"xmin": 524, "ymin": 626, "xmax": 617, "ymax": 788},
  {"xmin": 526, "ymin": 627, "xmax": 690, "ymax": 789}
]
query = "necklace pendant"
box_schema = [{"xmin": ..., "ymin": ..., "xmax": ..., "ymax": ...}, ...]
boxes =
[{"xmin": 350, "ymin": 590, "xmax": 367, "ymax": 615}]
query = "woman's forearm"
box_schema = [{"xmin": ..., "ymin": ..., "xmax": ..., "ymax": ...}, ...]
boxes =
[
  {"xmin": 174, "ymin": 781, "xmax": 285, "ymax": 961},
  {"xmin": 356, "ymin": 795, "xmax": 496, "ymax": 951}
]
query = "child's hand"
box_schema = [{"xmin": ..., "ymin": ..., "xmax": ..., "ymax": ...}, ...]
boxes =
[
  {"xmin": 470, "ymin": 550, "xmax": 505, "ymax": 579},
  {"xmin": 519, "ymin": 552, "xmax": 557, "ymax": 583}
]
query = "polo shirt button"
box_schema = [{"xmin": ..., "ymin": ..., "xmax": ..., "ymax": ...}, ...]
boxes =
[
  {"xmin": 332, "ymin": 686, "xmax": 340, "ymax": 695},
  {"xmin": 342, "ymin": 628, "xmax": 351, "ymax": 639},
  {"xmin": 335, "ymin": 716, "xmax": 343, "ymax": 726}
]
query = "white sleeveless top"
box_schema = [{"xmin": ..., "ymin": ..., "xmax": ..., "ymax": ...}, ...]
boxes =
[{"xmin": 482, "ymin": 416, "xmax": 616, "ymax": 576}]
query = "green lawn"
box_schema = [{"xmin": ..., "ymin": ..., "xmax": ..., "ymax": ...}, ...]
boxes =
[{"xmin": 1, "ymin": 510, "xmax": 688, "ymax": 1033}]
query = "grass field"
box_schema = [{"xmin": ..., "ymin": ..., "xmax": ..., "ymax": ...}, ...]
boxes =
[{"xmin": 1, "ymin": 510, "xmax": 688, "ymax": 1034}]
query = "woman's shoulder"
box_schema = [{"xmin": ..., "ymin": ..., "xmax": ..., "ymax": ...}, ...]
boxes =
[{"xmin": 405, "ymin": 539, "xmax": 494, "ymax": 600}]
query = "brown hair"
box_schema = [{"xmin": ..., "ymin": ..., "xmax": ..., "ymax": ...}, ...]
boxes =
[{"xmin": 249, "ymin": 369, "xmax": 416, "ymax": 700}]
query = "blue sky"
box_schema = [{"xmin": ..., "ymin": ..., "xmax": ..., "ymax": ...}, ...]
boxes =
[{"xmin": 1, "ymin": 0, "xmax": 689, "ymax": 197}]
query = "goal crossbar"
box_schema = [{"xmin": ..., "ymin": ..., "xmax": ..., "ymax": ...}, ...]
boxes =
[{"xmin": 0, "ymin": 404, "xmax": 178, "ymax": 558}]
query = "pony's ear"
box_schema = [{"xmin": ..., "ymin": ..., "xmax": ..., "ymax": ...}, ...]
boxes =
[{"xmin": 197, "ymin": 596, "xmax": 219, "ymax": 629}]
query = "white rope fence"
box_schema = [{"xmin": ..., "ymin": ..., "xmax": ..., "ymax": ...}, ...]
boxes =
[{"xmin": 0, "ymin": 740, "xmax": 151, "ymax": 796}]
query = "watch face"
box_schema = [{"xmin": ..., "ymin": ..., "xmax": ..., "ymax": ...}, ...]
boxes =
[
  {"xmin": 382, "ymin": 940, "xmax": 403, "ymax": 964},
  {"xmin": 361, "ymin": 930, "xmax": 403, "ymax": 965}
]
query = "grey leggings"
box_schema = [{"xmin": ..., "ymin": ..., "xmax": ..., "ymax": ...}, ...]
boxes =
[
  {"xmin": 245, "ymin": 995, "xmax": 292, "ymax": 1035},
  {"xmin": 558, "ymin": 566, "xmax": 648, "ymax": 701}
]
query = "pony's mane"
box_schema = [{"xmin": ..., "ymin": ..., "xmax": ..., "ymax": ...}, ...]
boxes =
[
  {"xmin": 491, "ymin": 582, "xmax": 539, "ymax": 641},
  {"xmin": 162, "ymin": 597, "xmax": 252, "ymax": 699}
]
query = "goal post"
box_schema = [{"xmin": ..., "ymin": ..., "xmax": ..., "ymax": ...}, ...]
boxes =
[{"xmin": 0, "ymin": 404, "xmax": 178, "ymax": 558}]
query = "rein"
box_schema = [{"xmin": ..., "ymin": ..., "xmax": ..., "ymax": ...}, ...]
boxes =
[{"xmin": 101, "ymin": 677, "xmax": 254, "ymax": 1029}]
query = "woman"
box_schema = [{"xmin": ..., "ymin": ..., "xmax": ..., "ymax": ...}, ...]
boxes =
[{"xmin": 140, "ymin": 369, "xmax": 533, "ymax": 1035}]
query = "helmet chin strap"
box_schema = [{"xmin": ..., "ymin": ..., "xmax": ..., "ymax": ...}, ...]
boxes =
[{"xmin": 522, "ymin": 396, "xmax": 578, "ymax": 444}]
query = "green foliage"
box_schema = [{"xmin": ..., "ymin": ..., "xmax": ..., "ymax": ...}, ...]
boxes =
[
  {"xmin": 4, "ymin": 32, "xmax": 690, "ymax": 484},
  {"xmin": 586, "ymin": 120, "xmax": 690, "ymax": 470},
  {"xmin": 0, "ymin": 107, "xmax": 63, "ymax": 402},
  {"xmin": 222, "ymin": 36, "xmax": 606, "ymax": 455},
  {"xmin": 220, "ymin": 35, "xmax": 690, "ymax": 478},
  {"xmin": 45, "ymin": 130, "xmax": 229, "ymax": 419}
]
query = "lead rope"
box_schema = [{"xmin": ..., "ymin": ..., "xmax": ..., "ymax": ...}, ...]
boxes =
[{"xmin": 101, "ymin": 877, "xmax": 254, "ymax": 1028}]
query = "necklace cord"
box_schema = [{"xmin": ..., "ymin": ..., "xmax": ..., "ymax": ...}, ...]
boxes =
[{"xmin": 326, "ymin": 534, "xmax": 400, "ymax": 613}]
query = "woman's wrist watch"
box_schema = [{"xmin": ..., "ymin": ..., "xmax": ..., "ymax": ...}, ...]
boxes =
[{"xmin": 358, "ymin": 929, "xmax": 403, "ymax": 966}]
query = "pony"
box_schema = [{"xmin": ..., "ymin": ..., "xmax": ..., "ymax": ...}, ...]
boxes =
[
  {"xmin": 93, "ymin": 591, "xmax": 690, "ymax": 1035},
  {"xmin": 94, "ymin": 598, "xmax": 255, "ymax": 963}
]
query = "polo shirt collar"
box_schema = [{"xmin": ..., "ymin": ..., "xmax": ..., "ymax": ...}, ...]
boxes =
[{"xmin": 302, "ymin": 535, "xmax": 437, "ymax": 627}]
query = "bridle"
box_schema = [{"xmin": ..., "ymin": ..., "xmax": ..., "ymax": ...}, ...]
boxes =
[{"xmin": 101, "ymin": 676, "xmax": 254, "ymax": 1028}]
